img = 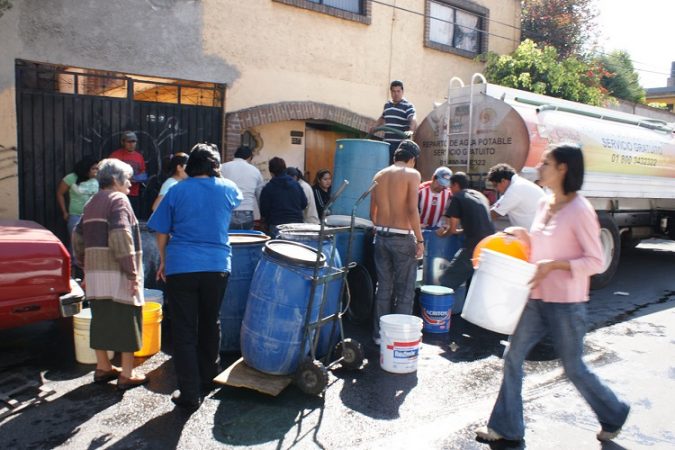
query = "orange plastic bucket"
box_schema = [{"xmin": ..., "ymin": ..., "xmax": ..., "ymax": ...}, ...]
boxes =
[
  {"xmin": 472, "ymin": 232, "xmax": 530, "ymax": 268},
  {"xmin": 134, "ymin": 302, "xmax": 163, "ymax": 357}
]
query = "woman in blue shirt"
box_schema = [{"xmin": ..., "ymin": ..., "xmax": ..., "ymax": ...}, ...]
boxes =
[{"xmin": 148, "ymin": 143, "xmax": 242, "ymax": 409}]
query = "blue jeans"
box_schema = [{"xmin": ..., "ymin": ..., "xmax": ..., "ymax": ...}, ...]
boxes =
[
  {"xmin": 229, "ymin": 210, "xmax": 254, "ymax": 230},
  {"xmin": 488, "ymin": 300, "xmax": 630, "ymax": 440},
  {"xmin": 372, "ymin": 233, "xmax": 417, "ymax": 339},
  {"xmin": 67, "ymin": 214, "xmax": 81, "ymax": 266}
]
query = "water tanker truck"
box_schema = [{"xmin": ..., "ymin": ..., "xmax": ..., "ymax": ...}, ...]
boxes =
[{"xmin": 415, "ymin": 75, "xmax": 675, "ymax": 288}]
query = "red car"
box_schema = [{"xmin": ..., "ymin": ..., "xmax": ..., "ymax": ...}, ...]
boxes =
[{"xmin": 0, "ymin": 219, "xmax": 84, "ymax": 330}]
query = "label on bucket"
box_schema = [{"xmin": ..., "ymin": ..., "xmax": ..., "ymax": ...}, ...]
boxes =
[
  {"xmin": 387, "ymin": 339, "xmax": 420, "ymax": 360},
  {"xmin": 421, "ymin": 308, "xmax": 451, "ymax": 330}
]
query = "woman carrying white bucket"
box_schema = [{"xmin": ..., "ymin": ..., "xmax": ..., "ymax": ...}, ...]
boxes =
[{"xmin": 475, "ymin": 144, "xmax": 630, "ymax": 443}]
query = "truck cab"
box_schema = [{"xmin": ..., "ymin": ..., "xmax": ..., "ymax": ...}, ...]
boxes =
[{"xmin": 0, "ymin": 219, "xmax": 84, "ymax": 330}]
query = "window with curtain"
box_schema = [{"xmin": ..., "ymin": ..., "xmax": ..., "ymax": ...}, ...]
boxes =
[{"xmin": 426, "ymin": 0, "xmax": 486, "ymax": 56}]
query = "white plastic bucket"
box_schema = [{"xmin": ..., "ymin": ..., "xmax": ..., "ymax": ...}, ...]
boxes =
[
  {"xmin": 379, "ymin": 314, "xmax": 423, "ymax": 374},
  {"xmin": 143, "ymin": 288, "xmax": 164, "ymax": 307},
  {"xmin": 462, "ymin": 249, "xmax": 536, "ymax": 335},
  {"xmin": 73, "ymin": 308, "xmax": 114, "ymax": 364}
]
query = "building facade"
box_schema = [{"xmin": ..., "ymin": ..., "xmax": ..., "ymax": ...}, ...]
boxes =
[{"xmin": 0, "ymin": 0, "xmax": 520, "ymax": 228}]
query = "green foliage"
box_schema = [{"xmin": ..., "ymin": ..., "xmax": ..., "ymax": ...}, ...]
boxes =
[
  {"xmin": 597, "ymin": 50, "xmax": 645, "ymax": 103},
  {"xmin": 521, "ymin": 0, "xmax": 598, "ymax": 58},
  {"xmin": 484, "ymin": 40, "xmax": 607, "ymax": 106}
]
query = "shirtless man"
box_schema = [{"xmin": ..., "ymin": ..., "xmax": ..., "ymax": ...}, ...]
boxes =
[{"xmin": 370, "ymin": 140, "xmax": 425, "ymax": 344}]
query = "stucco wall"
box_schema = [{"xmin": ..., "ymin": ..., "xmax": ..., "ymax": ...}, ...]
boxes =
[
  {"xmin": 206, "ymin": 0, "xmax": 520, "ymax": 119},
  {"xmin": 0, "ymin": 0, "xmax": 520, "ymax": 219}
]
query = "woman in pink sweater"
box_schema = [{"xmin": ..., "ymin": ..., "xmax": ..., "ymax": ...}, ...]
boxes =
[{"xmin": 476, "ymin": 144, "xmax": 630, "ymax": 443}]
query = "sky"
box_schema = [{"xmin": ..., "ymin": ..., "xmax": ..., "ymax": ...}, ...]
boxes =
[{"xmin": 595, "ymin": 0, "xmax": 674, "ymax": 88}]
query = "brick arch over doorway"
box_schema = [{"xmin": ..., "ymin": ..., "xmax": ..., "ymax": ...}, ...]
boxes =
[{"xmin": 224, "ymin": 101, "xmax": 375, "ymax": 159}]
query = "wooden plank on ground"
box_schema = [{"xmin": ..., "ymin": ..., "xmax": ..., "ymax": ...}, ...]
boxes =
[{"xmin": 213, "ymin": 357, "xmax": 292, "ymax": 397}]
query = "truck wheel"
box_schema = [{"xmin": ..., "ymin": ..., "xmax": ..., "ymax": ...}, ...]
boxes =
[{"xmin": 591, "ymin": 213, "xmax": 620, "ymax": 290}]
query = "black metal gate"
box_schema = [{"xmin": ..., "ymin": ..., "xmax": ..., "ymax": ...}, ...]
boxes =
[{"xmin": 16, "ymin": 61, "xmax": 224, "ymax": 240}]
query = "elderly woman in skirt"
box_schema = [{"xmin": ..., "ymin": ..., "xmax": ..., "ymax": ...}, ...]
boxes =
[{"xmin": 73, "ymin": 158, "xmax": 147, "ymax": 390}]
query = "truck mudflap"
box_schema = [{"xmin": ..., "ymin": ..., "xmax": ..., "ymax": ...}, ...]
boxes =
[{"xmin": 59, "ymin": 279, "xmax": 84, "ymax": 318}]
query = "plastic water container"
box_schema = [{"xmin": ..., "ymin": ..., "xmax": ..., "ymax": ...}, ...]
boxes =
[
  {"xmin": 331, "ymin": 139, "xmax": 389, "ymax": 219},
  {"xmin": 72, "ymin": 308, "xmax": 113, "ymax": 364},
  {"xmin": 422, "ymin": 229, "xmax": 464, "ymax": 285},
  {"xmin": 462, "ymin": 249, "xmax": 536, "ymax": 335},
  {"xmin": 276, "ymin": 225, "xmax": 343, "ymax": 358},
  {"xmin": 379, "ymin": 314, "xmax": 423, "ymax": 374},
  {"xmin": 220, "ymin": 231, "xmax": 270, "ymax": 352},
  {"xmin": 419, "ymin": 285, "xmax": 454, "ymax": 333},
  {"xmin": 277, "ymin": 223, "xmax": 342, "ymax": 268},
  {"xmin": 326, "ymin": 215, "xmax": 374, "ymax": 267},
  {"xmin": 143, "ymin": 288, "xmax": 164, "ymax": 307},
  {"xmin": 134, "ymin": 302, "xmax": 163, "ymax": 357},
  {"xmin": 240, "ymin": 240, "xmax": 341, "ymax": 375}
]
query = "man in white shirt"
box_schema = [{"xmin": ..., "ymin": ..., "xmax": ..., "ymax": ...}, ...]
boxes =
[
  {"xmin": 487, "ymin": 163, "xmax": 545, "ymax": 230},
  {"xmin": 220, "ymin": 146, "xmax": 264, "ymax": 230}
]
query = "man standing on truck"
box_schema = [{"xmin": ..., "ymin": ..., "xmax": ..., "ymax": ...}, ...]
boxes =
[
  {"xmin": 437, "ymin": 172, "xmax": 495, "ymax": 293},
  {"xmin": 370, "ymin": 140, "xmax": 425, "ymax": 345},
  {"xmin": 487, "ymin": 163, "xmax": 544, "ymax": 229},
  {"xmin": 370, "ymin": 80, "xmax": 418, "ymax": 163}
]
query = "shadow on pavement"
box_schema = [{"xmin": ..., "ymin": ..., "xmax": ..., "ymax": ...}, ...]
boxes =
[
  {"xmin": 334, "ymin": 339, "xmax": 418, "ymax": 421},
  {"xmin": 107, "ymin": 409, "xmax": 193, "ymax": 450},
  {"xmin": 0, "ymin": 383, "xmax": 122, "ymax": 449},
  {"xmin": 211, "ymin": 385, "xmax": 326, "ymax": 448}
]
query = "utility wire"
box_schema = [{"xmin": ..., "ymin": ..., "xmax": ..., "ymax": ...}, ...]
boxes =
[{"xmin": 368, "ymin": 0, "xmax": 672, "ymax": 78}]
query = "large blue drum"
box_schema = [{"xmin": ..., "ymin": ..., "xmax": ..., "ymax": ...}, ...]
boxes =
[
  {"xmin": 220, "ymin": 231, "xmax": 270, "ymax": 352},
  {"xmin": 277, "ymin": 223, "xmax": 342, "ymax": 268},
  {"xmin": 422, "ymin": 228, "xmax": 464, "ymax": 285},
  {"xmin": 331, "ymin": 139, "xmax": 389, "ymax": 219},
  {"xmin": 276, "ymin": 224, "xmax": 343, "ymax": 358},
  {"xmin": 325, "ymin": 215, "xmax": 374, "ymax": 267},
  {"xmin": 240, "ymin": 240, "xmax": 342, "ymax": 375}
]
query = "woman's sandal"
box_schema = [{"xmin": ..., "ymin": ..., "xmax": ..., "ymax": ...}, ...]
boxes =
[
  {"xmin": 117, "ymin": 374, "xmax": 148, "ymax": 390},
  {"xmin": 93, "ymin": 366, "xmax": 122, "ymax": 383}
]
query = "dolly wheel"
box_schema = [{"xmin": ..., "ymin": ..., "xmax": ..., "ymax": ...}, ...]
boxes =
[
  {"xmin": 333, "ymin": 338, "xmax": 364, "ymax": 370},
  {"xmin": 295, "ymin": 359, "xmax": 328, "ymax": 396}
]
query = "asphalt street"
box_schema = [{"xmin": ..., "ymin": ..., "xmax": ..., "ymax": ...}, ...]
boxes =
[{"xmin": 0, "ymin": 239, "xmax": 674, "ymax": 449}]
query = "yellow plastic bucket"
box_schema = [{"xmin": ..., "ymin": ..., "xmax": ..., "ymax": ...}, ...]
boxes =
[
  {"xmin": 72, "ymin": 308, "xmax": 114, "ymax": 364},
  {"xmin": 134, "ymin": 302, "xmax": 163, "ymax": 357}
]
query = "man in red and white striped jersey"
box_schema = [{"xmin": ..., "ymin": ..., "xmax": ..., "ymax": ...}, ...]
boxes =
[{"xmin": 418, "ymin": 166, "xmax": 453, "ymax": 228}]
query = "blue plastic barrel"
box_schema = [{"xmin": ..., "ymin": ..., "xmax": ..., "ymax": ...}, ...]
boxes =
[
  {"xmin": 277, "ymin": 223, "xmax": 342, "ymax": 268},
  {"xmin": 220, "ymin": 231, "xmax": 270, "ymax": 352},
  {"xmin": 276, "ymin": 224, "xmax": 343, "ymax": 359},
  {"xmin": 325, "ymin": 215, "xmax": 374, "ymax": 267},
  {"xmin": 240, "ymin": 240, "xmax": 341, "ymax": 375},
  {"xmin": 331, "ymin": 139, "xmax": 389, "ymax": 219},
  {"xmin": 419, "ymin": 285, "xmax": 454, "ymax": 333},
  {"xmin": 422, "ymin": 228, "xmax": 464, "ymax": 285}
]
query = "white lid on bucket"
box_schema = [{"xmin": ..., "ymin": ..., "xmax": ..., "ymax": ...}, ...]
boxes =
[
  {"xmin": 420, "ymin": 285, "xmax": 454, "ymax": 295},
  {"xmin": 380, "ymin": 314, "xmax": 423, "ymax": 331}
]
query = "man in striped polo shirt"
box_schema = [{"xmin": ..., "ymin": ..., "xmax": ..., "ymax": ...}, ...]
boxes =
[
  {"xmin": 371, "ymin": 80, "xmax": 417, "ymax": 163},
  {"xmin": 419, "ymin": 166, "xmax": 453, "ymax": 228}
]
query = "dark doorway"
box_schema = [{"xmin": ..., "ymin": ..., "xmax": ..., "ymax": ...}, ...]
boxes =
[{"xmin": 15, "ymin": 60, "xmax": 225, "ymax": 241}]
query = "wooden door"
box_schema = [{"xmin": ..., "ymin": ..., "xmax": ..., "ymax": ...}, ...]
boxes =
[{"xmin": 305, "ymin": 128, "xmax": 355, "ymax": 185}]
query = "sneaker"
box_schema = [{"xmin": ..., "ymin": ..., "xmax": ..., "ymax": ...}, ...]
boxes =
[
  {"xmin": 596, "ymin": 428, "xmax": 621, "ymax": 441},
  {"xmin": 475, "ymin": 426, "xmax": 504, "ymax": 442}
]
